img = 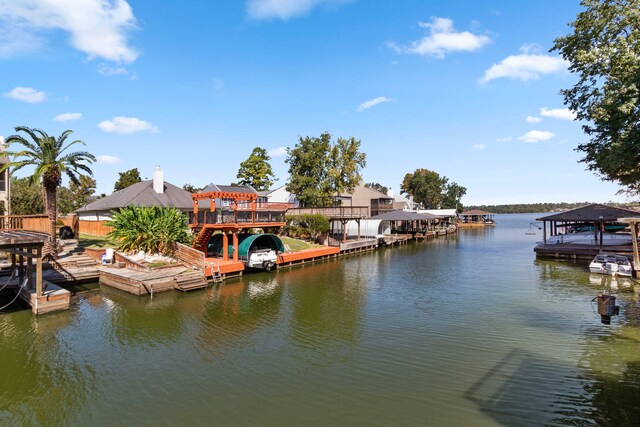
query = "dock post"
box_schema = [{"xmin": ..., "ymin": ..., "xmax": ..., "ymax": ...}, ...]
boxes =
[{"xmin": 36, "ymin": 246, "xmax": 42, "ymax": 297}]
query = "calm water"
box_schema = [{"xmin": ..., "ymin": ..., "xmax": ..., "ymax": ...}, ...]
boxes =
[{"xmin": 1, "ymin": 213, "xmax": 639, "ymax": 426}]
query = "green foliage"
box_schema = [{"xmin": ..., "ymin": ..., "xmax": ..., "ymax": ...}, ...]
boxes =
[
  {"xmin": 106, "ymin": 206, "xmax": 192, "ymax": 254},
  {"xmin": 236, "ymin": 147, "xmax": 276, "ymax": 191},
  {"xmin": 283, "ymin": 214, "xmax": 330, "ymax": 243},
  {"xmin": 183, "ymin": 183, "xmax": 203, "ymax": 193},
  {"xmin": 286, "ymin": 132, "xmax": 366, "ymax": 207},
  {"xmin": 57, "ymin": 175, "xmax": 96, "ymax": 215},
  {"xmin": 365, "ymin": 182, "xmax": 389, "ymax": 195},
  {"xmin": 114, "ymin": 168, "xmax": 142, "ymax": 191},
  {"xmin": 401, "ymin": 169, "xmax": 448, "ymax": 209},
  {"xmin": 552, "ymin": 0, "xmax": 640, "ymax": 194},
  {"xmin": 464, "ymin": 202, "xmax": 608, "ymax": 214},
  {"xmin": 441, "ymin": 182, "xmax": 467, "ymax": 211},
  {"xmin": 1, "ymin": 127, "xmax": 94, "ymax": 256},
  {"xmin": 401, "ymin": 169, "xmax": 467, "ymax": 210},
  {"xmin": 9, "ymin": 177, "xmax": 44, "ymax": 215}
]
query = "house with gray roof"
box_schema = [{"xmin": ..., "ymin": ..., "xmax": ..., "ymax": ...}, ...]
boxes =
[{"xmin": 76, "ymin": 167, "xmax": 193, "ymax": 221}]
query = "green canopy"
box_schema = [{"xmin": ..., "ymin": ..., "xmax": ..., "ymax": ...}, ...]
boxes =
[{"xmin": 207, "ymin": 234, "xmax": 285, "ymax": 258}]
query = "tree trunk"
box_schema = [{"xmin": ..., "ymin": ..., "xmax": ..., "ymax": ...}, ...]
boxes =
[{"xmin": 43, "ymin": 183, "xmax": 58, "ymax": 259}]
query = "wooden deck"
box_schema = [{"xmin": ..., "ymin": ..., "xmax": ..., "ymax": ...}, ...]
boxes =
[
  {"xmin": 534, "ymin": 243, "xmax": 634, "ymax": 261},
  {"xmin": 277, "ymin": 246, "xmax": 340, "ymax": 267},
  {"xmin": 205, "ymin": 259, "xmax": 245, "ymax": 279},
  {"xmin": 99, "ymin": 266, "xmax": 193, "ymax": 295},
  {"xmin": 3, "ymin": 278, "xmax": 71, "ymax": 315}
]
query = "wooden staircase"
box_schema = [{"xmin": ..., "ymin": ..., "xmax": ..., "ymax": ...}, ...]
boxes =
[
  {"xmin": 193, "ymin": 227, "xmax": 214, "ymax": 252},
  {"xmin": 173, "ymin": 270, "xmax": 207, "ymax": 292}
]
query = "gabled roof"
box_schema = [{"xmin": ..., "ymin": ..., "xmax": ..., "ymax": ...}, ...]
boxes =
[
  {"xmin": 536, "ymin": 203, "xmax": 639, "ymax": 222},
  {"xmin": 76, "ymin": 180, "xmax": 193, "ymax": 212},
  {"xmin": 419, "ymin": 209, "xmax": 458, "ymax": 217},
  {"xmin": 369, "ymin": 210, "xmax": 438, "ymax": 221}
]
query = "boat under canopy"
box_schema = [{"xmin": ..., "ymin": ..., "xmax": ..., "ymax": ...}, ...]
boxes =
[{"xmin": 207, "ymin": 233, "xmax": 285, "ymax": 260}]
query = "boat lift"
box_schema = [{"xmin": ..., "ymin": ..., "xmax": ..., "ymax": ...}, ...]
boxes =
[{"xmin": 525, "ymin": 222, "xmax": 542, "ymax": 235}]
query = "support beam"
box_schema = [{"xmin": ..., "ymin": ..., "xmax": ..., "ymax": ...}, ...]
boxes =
[
  {"xmin": 36, "ymin": 246, "xmax": 43, "ymax": 297},
  {"xmin": 222, "ymin": 232, "xmax": 229, "ymax": 261},
  {"xmin": 232, "ymin": 232, "xmax": 239, "ymax": 262},
  {"xmin": 631, "ymin": 222, "xmax": 640, "ymax": 272}
]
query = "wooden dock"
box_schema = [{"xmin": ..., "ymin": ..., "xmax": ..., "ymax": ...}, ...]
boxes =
[
  {"xmin": 3, "ymin": 277, "xmax": 71, "ymax": 315},
  {"xmin": 277, "ymin": 246, "xmax": 340, "ymax": 267},
  {"xmin": 99, "ymin": 266, "xmax": 203, "ymax": 295}
]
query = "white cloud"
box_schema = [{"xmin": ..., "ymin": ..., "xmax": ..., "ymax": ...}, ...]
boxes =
[
  {"xmin": 0, "ymin": 0, "xmax": 139, "ymax": 63},
  {"xmin": 496, "ymin": 136, "xmax": 512, "ymax": 142},
  {"xmin": 387, "ymin": 17, "xmax": 491, "ymax": 58},
  {"xmin": 98, "ymin": 64, "xmax": 133, "ymax": 77},
  {"xmin": 472, "ymin": 144, "xmax": 485, "ymax": 150},
  {"xmin": 53, "ymin": 112, "xmax": 82, "ymax": 122},
  {"xmin": 96, "ymin": 154, "xmax": 120, "ymax": 164},
  {"xmin": 246, "ymin": 0, "xmax": 349, "ymax": 21},
  {"xmin": 518, "ymin": 130, "xmax": 555, "ymax": 143},
  {"xmin": 268, "ymin": 146, "xmax": 287, "ymax": 157},
  {"xmin": 357, "ymin": 96, "xmax": 392, "ymax": 112},
  {"xmin": 540, "ymin": 107, "xmax": 576, "ymax": 121},
  {"xmin": 3, "ymin": 86, "xmax": 46, "ymax": 103},
  {"xmin": 526, "ymin": 116, "xmax": 541, "ymax": 123},
  {"xmin": 480, "ymin": 53, "xmax": 567, "ymax": 83},
  {"xmin": 98, "ymin": 116, "xmax": 158, "ymax": 134}
]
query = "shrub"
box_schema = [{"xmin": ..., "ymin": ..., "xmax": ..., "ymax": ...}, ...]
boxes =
[
  {"xmin": 283, "ymin": 214, "xmax": 329, "ymax": 243},
  {"xmin": 106, "ymin": 206, "xmax": 192, "ymax": 254}
]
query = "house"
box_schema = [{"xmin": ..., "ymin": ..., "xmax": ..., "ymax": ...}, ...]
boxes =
[
  {"xmin": 338, "ymin": 183, "xmax": 395, "ymax": 217},
  {"xmin": 76, "ymin": 167, "xmax": 193, "ymax": 220},
  {"xmin": 197, "ymin": 183, "xmax": 259, "ymax": 210},
  {"xmin": 259, "ymin": 184, "xmax": 297, "ymax": 206}
]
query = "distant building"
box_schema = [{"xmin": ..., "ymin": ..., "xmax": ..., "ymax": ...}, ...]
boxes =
[
  {"xmin": 259, "ymin": 185, "xmax": 297, "ymax": 206},
  {"xmin": 76, "ymin": 167, "xmax": 193, "ymax": 220},
  {"xmin": 338, "ymin": 183, "xmax": 395, "ymax": 217}
]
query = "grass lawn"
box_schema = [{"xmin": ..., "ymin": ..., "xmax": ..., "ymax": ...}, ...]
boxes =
[
  {"xmin": 78, "ymin": 233, "xmax": 116, "ymax": 249},
  {"xmin": 280, "ymin": 236, "xmax": 321, "ymax": 252}
]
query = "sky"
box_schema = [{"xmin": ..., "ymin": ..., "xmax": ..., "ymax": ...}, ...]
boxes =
[{"xmin": 0, "ymin": 0, "xmax": 629, "ymax": 205}]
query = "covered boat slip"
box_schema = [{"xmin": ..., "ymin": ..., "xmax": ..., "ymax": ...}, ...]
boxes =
[
  {"xmin": 534, "ymin": 204, "xmax": 640, "ymax": 262},
  {"xmin": 0, "ymin": 230, "xmax": 70, "ymax": 314},
  {"xmin": 458, "ymin": 209, "xmax": 496, "ymax": 227}
]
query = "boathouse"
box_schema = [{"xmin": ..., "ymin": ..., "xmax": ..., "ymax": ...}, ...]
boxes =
[
  {"xmin": 459, "ymin": 210, "xmax": 496, "ymax": 227},
  {"xmin": 534, "ymin": 203, "xmax": 639, "ymax": 260}
]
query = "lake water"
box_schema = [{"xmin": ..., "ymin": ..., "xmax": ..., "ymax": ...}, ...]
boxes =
[{"xmin": 1, "ymin": 213, "xmax": 639, "ymax": 426}]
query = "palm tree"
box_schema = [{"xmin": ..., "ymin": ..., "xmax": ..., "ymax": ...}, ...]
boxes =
[{"xmin": 0, "ymin": 127, "xmax": 95, "ymax": 258}]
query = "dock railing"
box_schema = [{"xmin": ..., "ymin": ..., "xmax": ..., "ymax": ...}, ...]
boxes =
[{"xmin": 287, "ymin": 206, "xmax": 369, "ymax": 219}]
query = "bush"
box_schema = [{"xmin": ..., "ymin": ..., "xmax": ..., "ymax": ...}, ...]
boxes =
[
  {"xmin": 283, "ymin": 214, "xmax": 329, "ymax": 243},
  {"xmin": 106, "ymin": 206, "xmax": 192, "ymax": 254}
]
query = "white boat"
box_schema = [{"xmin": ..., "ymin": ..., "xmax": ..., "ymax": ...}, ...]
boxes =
[
  {"xmin": 589, "ymin": 253, "xmax": 633, "ymax": 277},
  {"xmin": 605, "ymin": 255, "xmax": 633, "ymax": 277},
  {"xmin": 246, "ymin": 248, "xmax": 277, "ymax": 270}
]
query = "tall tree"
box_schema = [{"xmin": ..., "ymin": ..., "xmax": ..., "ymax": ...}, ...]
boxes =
[
  {"xmin": 441, "ymin": 182, "xmax": 467, "ymax": 211},
  {"xmin": 286, "ymin": 132, "xmax": 366, "ymax": 207},
  {"xmin": 400, "ymin": 169, "xmax": 448, "ymax": 209},
  {"xmin": 365, "ymin": 182, "xmax": 389, "ymax": 195},
  {"xmin": 1, "ymin": 127, "xmax": 95, "ymax": 258},
  {"xmin": 114, "ymin": 168, "xmax": 142, "ymax": 191},
  {"xmin": 58, "ymin": 176, "xmax": 97, "ymax": 215},
  {"xmin": 183, "ymin": 183, "xmax": 203, "ymax": 193},
  {"xmin": 9, "ymin": 177, "xmax": 44, "ymax": 215},
  {"xmin": 236, "ymin": 147, "xmax": 276, "ymax": 191},
  {"xmin": 552, "ymin": 0, "xmax": 640, "ymax": 194}
]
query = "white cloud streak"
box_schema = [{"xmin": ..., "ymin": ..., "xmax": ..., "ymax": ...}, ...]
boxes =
[
  {"xmin": 0, "ymin": 0, "xmax": 139, "ymax": 63},
  {"xmin": 53, "ymin": 112, "xmax": 82, "ymax": 122},
  {"xmin": 496, "ymin": 136, "xmax": 512, "ymax": 142},
  {"xmin": 387, "ymin": 17, "xmax": 491, "ymax": 58},
  {"xmin": 97, "ymin": 154, "xmax": 121, "ymax": 164},
  {"xmin": 246, "ymin": 0, "xmax": 349, "ymax": 21},
  {"xmin": 518, "ymin": 130, "xmax": 555, "ymax": 143},
  {"xmin": 540, "ymin": 107, "xmax": 576, "ymax": 121},
  {"xmin": 357, "ymin": 96, "xmax": 392, "ymax": 112},
  {"xmin": 480, "ymin": 53, "xmax": 567, "ymax": 83},
  {"xmin": 3, "ymin": 86, "xmax": 46, "ymax": 103},
  {"xmin": 98, "ymin": 116, "xmax": 158, "ymax": 134},
  {"xmin": 526, "ymin": 116, "xmax": 541, "ymax": 123},
  {"xmin": 472, "ymin": 144, "xmax": 485, "ymax": 150},
  {"xmin": 268, "ymin": 146, "xmax": 287, "ymax": 157}
]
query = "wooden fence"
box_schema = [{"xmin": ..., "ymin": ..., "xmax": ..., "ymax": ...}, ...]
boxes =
[{"xmin": 78, "ymin": 220, "xmax": 113, "ymax": 236}]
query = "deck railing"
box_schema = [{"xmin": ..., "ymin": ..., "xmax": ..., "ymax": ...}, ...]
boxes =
[
  {"xmin": 287, "ymin": 206, "xmax": 369, "ymax": 219},
  {"xmin": 189, "ymin": 209, "xmax": 286, "ymax": 226}
]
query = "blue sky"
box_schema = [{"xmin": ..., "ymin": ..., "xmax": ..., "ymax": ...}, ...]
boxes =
[{"xmin": 0, "ymin": 0, "xmax": 628, "ymax": 205}]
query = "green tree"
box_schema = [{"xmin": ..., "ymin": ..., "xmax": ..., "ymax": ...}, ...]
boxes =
[
  {"xmin": 106, "ymin": 206, "xmax": 192, "ymax": 254},
  {"xmin": 1, "ymin": 127, "xmax": 95, "ymax": 258},
  {"xmin": 114, "ymin": 168, "xmax": 142, "ymax": 191},
  {"xmin": 552, "ymin": 0, "xmax": 640, "ymax": 194},
  {"xmin": 441, "ymin": 182, "xmax": 467, "ymax": 211},
  {"xmin": 400, "ymin": 169, "xmax": 448, "ymax": 209},
  {"xmin": 283, "ymin": 214, "xmax": 330, "ymax": 243},
  {"xmin": 183, "ymin": 183, "xmax": 203, "ymax": 193},
  {"xmin": 236, "ymin": 147, "xmax": 277, "ymax": 191},
  {"xmin": 365, "ymin": 182, "xmax": 389, "ymax": 195},
  {"xmin": 9, "ymin": 177, "xmax": 44, "ymax": 215},
  {"xmin": 286, "ymin": 132, "xmax": 366, "ymax": 207},
  {"xmin": 58, "ymin": 176, "xmax": 96, "ymax": 215}
]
